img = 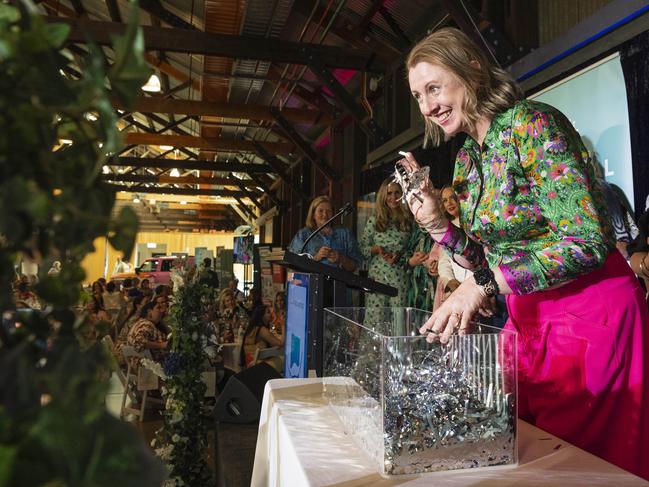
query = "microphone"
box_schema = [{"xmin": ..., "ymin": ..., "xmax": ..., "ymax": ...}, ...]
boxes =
[{"xmin": 299, "ymin": 202, "xmax": 354, "ymax": 255}]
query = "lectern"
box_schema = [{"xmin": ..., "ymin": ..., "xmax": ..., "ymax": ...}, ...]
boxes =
[{"xmin": 269, "ymin": 250, "xmax": 397, "ymax": 376}]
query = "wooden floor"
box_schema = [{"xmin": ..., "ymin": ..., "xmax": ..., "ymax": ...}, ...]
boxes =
[{"xmin": 106, "ymin": 375, "xmax": 258, "ymax": 487}]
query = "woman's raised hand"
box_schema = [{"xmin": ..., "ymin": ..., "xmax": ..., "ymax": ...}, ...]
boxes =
[{"xmin": 398, "ymin": 152, "xmax": 446, "ymax": 233}]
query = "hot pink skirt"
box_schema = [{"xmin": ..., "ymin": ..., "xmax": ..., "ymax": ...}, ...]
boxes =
[{"xmin": 504, "ymin": 250, "xmax": 649, "ymax": 480}]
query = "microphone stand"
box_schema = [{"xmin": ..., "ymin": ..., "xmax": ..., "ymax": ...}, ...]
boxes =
[{"xmin": 299, "ymin": 203, "xmax": 352, "ymax": 255}]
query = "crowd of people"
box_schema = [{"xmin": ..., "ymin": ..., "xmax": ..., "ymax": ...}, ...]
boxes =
[{"xmin": 11, "ymin": 260, "xmax": 287, "ymax": 382}]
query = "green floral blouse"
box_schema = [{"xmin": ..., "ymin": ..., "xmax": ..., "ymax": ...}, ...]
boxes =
[{"xmin": 439, "ymin": 100, "xmax": 615, "ymax": 295}]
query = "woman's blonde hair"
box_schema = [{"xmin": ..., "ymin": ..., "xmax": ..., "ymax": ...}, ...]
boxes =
[
  {"xmin": 375, "ymin": 179, "xmax": 412, "ymax": 232},
  {"xmin": 406, "ymin": 27, "xmax": 522, "ymax": 147},
  {"xmin": 218, "ymin": 288, "xmax": 234, "ymax": 314},
  {"xmin": 305, "ymin": 195, "xmax": 333, "ymax": 230}
]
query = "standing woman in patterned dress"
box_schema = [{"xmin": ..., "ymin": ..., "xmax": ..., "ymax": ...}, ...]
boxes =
[
  {"xmin": 400, "ymin": 27, "xmax": 649, "ymax": 480},
  {"xmin": 360, "ymin": 178, "xmax": 413, "ymax": 310}
]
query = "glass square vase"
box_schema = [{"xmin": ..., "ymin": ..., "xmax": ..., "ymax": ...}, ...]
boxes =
[{"xmin": 323, "ymin": 307, "xmax": 517, "ymax": 476}]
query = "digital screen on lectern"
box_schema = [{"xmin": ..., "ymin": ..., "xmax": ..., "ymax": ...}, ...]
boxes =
[{"xmin": 285, "ymin": 272, "xmax": 309, "ymax": 378}]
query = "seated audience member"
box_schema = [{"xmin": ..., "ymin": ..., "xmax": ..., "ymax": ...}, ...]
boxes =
[
  {"xmin": 126, "ymin": 300, "xmax": 169, "ymax": 369},
  {"xmin": 289, "ymin": 195, "xmax": 362, "ymax": 271},
  {"xmin": 140, "ymin": 278, "xmax": 154, "ymax": 298},
  {"xmin": 271, "ymin": 291, "xmax": 286, "ymax": 337},
  {"xmin": 114, "ymin": 294, "xmax": 150, "ymax": 365},
  {"xmin": 240, "ymin": 304, "xmax": 284, "ymax": 372},
  {"xmin": 217, "ymin": 289, "xmax": 248, "ymax": 343},
  {"xmin": 87, "ymin": 281, "xmax": 110, "ymax": 323},
  {"xmin": 121, "ymin": 278, "xmax": 133, "ymax": 299},
  {"xmin": 14, "ymin": 281, "xmax": 41, "ymax": 309},
  {"xmin": 128, "ymin": 277, "xmax": 142, "ymax": 299},
  {"xmin": 103, "ymin": 281, "xmax": 125, "ymax": 312}
]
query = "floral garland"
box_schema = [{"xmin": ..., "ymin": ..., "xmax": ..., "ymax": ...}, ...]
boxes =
[{"xmin": 152, "ymin": 263, "xmax": 215, "ymax": 486}]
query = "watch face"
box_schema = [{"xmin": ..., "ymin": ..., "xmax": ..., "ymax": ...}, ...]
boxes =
[{"xmin": 474, "ymin": 269, "xmax": 491, "ymax": 285}]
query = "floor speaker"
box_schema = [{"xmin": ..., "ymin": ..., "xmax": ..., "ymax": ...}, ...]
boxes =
[{"xmin": 214, "ymin": 362, "xmax": 281, "ymax": 424}]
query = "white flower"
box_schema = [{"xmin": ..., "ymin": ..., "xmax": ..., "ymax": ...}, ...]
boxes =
[
  {"xmin": 170, "ymin": 409, "xmax": 184, "ymax": 424},
  {"xmin": 172, "ymin": 434, "xmax": 180, "ymax": 443}
]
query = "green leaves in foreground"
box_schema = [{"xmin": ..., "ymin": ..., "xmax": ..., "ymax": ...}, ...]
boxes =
[{"xmin": 0, "ymin": 2, "xmax": 163, "ymax": 486}]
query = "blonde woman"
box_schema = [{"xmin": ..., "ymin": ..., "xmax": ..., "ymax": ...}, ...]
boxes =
[
  {"xmin": 289, "ymin": 195, "xmax": 362, "ymax": 272},
  {"xmin": 216, "ymin": 288, "xmax": 248, "ymax": 343},
  {"xmin": 359, "ymin": 178, "xmax": 413, "ymax": 309},
  {"xmin": 402, "ymin": 27, "xmax": 648, "ymax": 479}
]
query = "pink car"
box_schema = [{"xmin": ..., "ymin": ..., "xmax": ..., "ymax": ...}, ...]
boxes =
[{"xmin": 134, "ymin": 256, "xmax": 181, "ymax": 285}]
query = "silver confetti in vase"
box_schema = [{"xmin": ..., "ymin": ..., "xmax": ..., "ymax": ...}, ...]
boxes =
[{"xmin": 322, "ymin": 307, "xmax": 518, "ymax": 476}]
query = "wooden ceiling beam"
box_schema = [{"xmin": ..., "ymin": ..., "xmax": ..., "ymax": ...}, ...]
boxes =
[
  {"xmin": 109, "ymin": 157, "xmax": 274, "ymax": 174},
  {"xmin": 114, "ymin": 96, "xmax": 329, "ymax": 125},
  {"xmin": 48, "ymin": 17, "xmax": 385, "ymax": 72},
  {"xmin": 107, "ymin": 184, "xmax": 249, "ymax": 198},
  {"xmin": 104, "ymin": 173, "xmax": 257, "ymax": 186},
  {"xmin": 123, "ymin": 133, "xmax": 293, "ymax": 154}
]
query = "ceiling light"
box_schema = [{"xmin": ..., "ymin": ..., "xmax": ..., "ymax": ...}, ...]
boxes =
[
  {"xmin": 169, "ymin": 168, "xmax": 180, "ymax": 177},
  {"xmin": 180, "ymin": 200, "xmax": 187, "ymax": 205},
  {"xmin": 141, "ymin": 74, "xmax": 161, "ymax": 93},
  {"xmin": 85, "ymin": 112, "xmax": 98, "ymax": 121},
  {"xmin": 159, "ymin": 145, "xmax": 174, "ymax": 151},
  {"xmin": 102, "ymin": 165, "xmax": 110, "ymax": 174},
  {"xmin": 58, "ymin": 138, "xmax": 73, "ymax": 145},
  {"xmin": 133, "ymin": 197, "xmax": 140, "ymax": 203}
]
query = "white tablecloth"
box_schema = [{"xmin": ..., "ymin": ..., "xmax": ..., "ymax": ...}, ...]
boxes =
[{"xmin": 251, "ymin": 378, "xmax": 648, "ymax": 487}]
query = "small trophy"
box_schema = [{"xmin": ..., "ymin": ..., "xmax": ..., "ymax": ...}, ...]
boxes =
[{"xmin": 393, "ymin": 156, "xmax": 430, "ymax": 204}]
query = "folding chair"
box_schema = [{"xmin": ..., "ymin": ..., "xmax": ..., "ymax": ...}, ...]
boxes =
[{"xmin": 119, "ymin": 346, "xmax": 164, "ymax": 422}]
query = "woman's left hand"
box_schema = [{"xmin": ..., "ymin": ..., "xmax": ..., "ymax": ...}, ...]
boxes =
[
  {"xmin": 383, "ymin": 252, "xmax": 400, "ymax": 266},
  {"xmin": 326, "ymin": 247, "xmax": 341, "ymax": 264},
  {"xmin": 419, "ymin": 278, "xmax": 490, "ymax": 344}
]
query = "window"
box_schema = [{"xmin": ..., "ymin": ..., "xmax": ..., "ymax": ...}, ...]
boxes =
[{"xmin": 139, "ymin": 259, "xmax": 159, "ymax": 272}]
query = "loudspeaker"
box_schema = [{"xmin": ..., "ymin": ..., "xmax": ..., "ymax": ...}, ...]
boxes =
[{"xmin": 214, "ymin": 362, "xmax": 281, "ymax": 424}]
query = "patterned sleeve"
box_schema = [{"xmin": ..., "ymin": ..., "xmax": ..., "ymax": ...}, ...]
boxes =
[
  {"xmin": 500, "ymin": 105, "xmax": 614, "ymax": 294},
  {"xmin": 128, "ymin": 320, "xmax": 154, "ymax": 352},
  {"xmin": 437, "ymin": 222, "xmax": 487, "ymax": 270},
  {"xmin": 359, "ymin": 216, "xmax": 376, "ymax": 260}
]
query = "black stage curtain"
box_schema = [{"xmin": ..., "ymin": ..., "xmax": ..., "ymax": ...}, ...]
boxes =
[{"xmin": 620, "ymin": 29, "xmax": 649, "ymax": 216}]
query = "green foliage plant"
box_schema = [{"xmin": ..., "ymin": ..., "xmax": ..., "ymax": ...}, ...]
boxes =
[
  {"xmin": 152, "ymin": 265, "xmax": 212, "ymax": 486},
  {"xmin": 0, "ymin": 1, "xmax": 165, "ymax": 486}
]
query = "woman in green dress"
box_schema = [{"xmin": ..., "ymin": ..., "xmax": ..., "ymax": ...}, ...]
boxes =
[
  {"xmin": 360, "ymin": 178, "xmax": 413, "ymax": 310},
  {"xmin": 404, "ymin": 228, "xmax": 441, "ymax": 311}
]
